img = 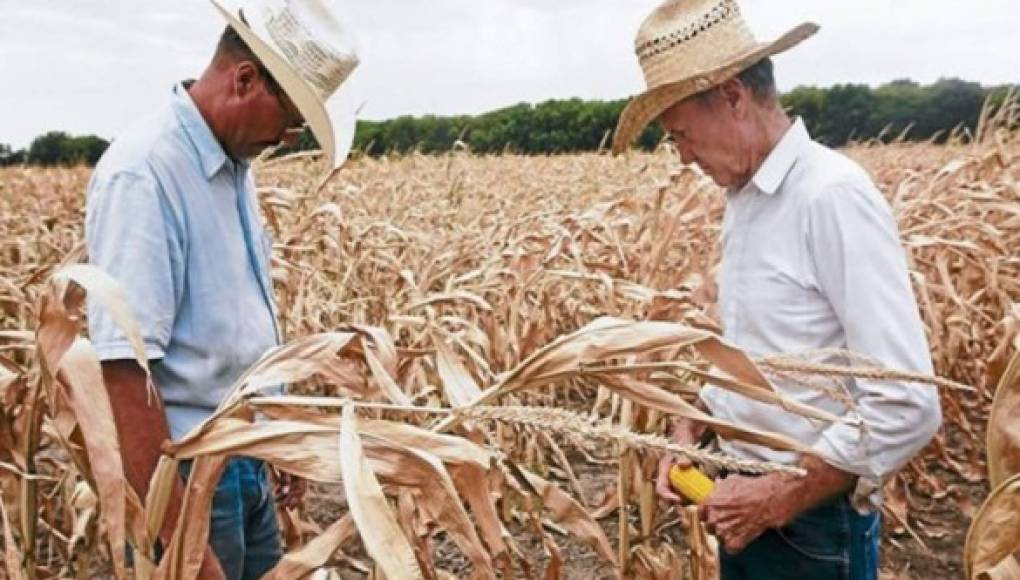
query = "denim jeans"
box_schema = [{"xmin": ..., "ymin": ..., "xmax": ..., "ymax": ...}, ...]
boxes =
[
  {"xmin": 720, "ymin": 496, "xmax": 880, "ymax": 580},
  {"xmin": 178, "ymin": 457, "xmax": 283, "ymax": 580}
]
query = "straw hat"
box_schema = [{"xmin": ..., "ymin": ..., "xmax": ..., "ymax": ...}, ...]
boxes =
[
  {"xmin": 963, "ymin": 472, "xmax": 1020, "ymax": 579},
  {"xmin": 210, "ymin": 0, "xmax": 360, "ymax": 177},
  {"xmin": 612, "ymin": 0, "xmax": 818, "ymax": 154},
  {"xmin": 988, "ymin": 350, "xmax": 1020, "ymax": 488}
]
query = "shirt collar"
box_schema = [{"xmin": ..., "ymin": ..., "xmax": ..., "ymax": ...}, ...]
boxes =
[
  {"xmin": 171, "ymin": 82, "xmax": 240, "ymax": 180},
  {"xmin": 747, "ymin": 117, "xmax": 810, "ymax": 196}
]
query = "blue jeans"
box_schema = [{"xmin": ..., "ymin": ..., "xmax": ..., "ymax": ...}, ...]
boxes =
[
  {"xmin": 720, "ymin": 496, "xmax": 880, "ymax": 580},
  {"xmin": 178, "ymin": 457, "xmax": 283, "ymax": 580}
]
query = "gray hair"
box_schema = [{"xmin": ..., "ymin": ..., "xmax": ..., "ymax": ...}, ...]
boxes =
[
  {"xmin": 735, "ymin": 57, "xmax": 778, "ymax": 102},
  {"xmin": 215, "ymin": 26, "xmax": 258, "ymax": 63},
  {"xmin": 696, "ymin": 57, "xmax": 778, "ymax": 105},
  {"xmin": 213, "ymin": 26, "xmax": 283, "ymax": 95}
]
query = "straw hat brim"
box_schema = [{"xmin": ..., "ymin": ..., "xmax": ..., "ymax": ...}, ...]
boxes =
[
  {"xmin": 963, "ymin": 472, "xmax": 1020, "ymax": 579},
  {"xmin": 210, "ymin": 0, "xmax": 357, "ymax": 174},
  {"xmin": 612, "ymin": 22, "xmax": 819, "ymax": 155},
  {"xmin": 988, "ymin": 350, "xmax": 1020, "ymax": 488}
]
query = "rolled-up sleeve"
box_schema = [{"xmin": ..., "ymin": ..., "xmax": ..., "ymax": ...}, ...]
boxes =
[
  {"xmin": 806, "ymin": 178, "xmax": 942, "ymax": 495},
  {"xmin": 85, "ymin": 169, "xmax": 180, "ymax": 361}
]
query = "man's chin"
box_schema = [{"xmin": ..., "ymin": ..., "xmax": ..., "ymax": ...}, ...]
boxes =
[
  {"xmin": 703, "ymin": 171, "xmax": 725, "ymax": 187},
  {"xmin": 243, "ymin": 142, "xmax": 281, "ymax": 160},
  {"xmin": 707, "ymin": 172, "xmax": 737, "ymax": 188},
  {"xmin": 693, "ymin": 163, "xmax": 726, "ymax": 186}
]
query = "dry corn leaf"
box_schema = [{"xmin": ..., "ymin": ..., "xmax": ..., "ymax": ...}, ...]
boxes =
[
  {"xmin": 339, "ymin": 405, "xmax": 424, "ymax": 580},
  {"xmin": 35, "ymin": 273, "xmax": 86, "ymax": 378},
  {"xmin": 362, "ymin": 434, "xmax": 495, "ymax": 578},
  {"xmin": 309, "ymin": 568, "xmax": 344, "ymax": 580},
  {"xmin": 55, "ymin": 338, "xmax": 131, "ymax": 579},
  {"xmin": 155, "ymin": 455, "xmax": 228, "ymax": 580},
  {"xmin": 520, "ymin": 467, "xmax": 619, "ymax": 568},
  {"xmin": 0, "ymin": 493, "xmax": 24, "ymax": 580},
  {"xmin": 631, "ymin": 542, "xmax": 686, "ymax": 580},
  {"xmin": 597, "ymin": 373, "xmax": 816, "ymax": 454},
  {"xmin": 410, "ymin": 290, "xmax": 493, "ymax": 313},
  {"xmin": 179, "ymin": 332, "xmax": 360, "ymax": 447},
  {"xmin": 362, "ymin": 338, "xmax": 413, "ymax": 405},
  {"xmin": 250, "ymin": 397, "xmax": 627, "ymax": 573},
  {"xmin": 650, "ymin": 362, "xmax": 843, "ymax": 423},
  {"xmin": 685, "ymin": 505, "xmax": 720, "ymax": 580},
  {"xmin": 450, "ymin": 463, "xmax": 512, "ymax": 566},
  {"xmin": 978, "ymin": 555, "xmax": 1020, "ymax": 580},
  {"xmin": 126, "ymin": 487, "xmax": 157, "ymax": 579},
  {"xmin": 167, "ymin": 418, "xmax": 341, "ymax": 482},
  {"xmin": 361, "ymin": 417, "xmax": 493, "ymax": 468},
  {"xmin": 432, "ymin": 330, "xmax": 483, "ymax": 407},
  {"xmin": 347, "ymin": 325, "xmax": 399, "ymax": 372},
  {"xmin": 989, "ymin": 351, "xmax": 1020, "ymax": 487},
  {"xmin": 167, "ymin": 410, "xmax": 497, "ymax": 478},
  {"xmin": 0, "ymin": 366, "xmax": 19, "ymax": 393},
  {"xmin": 263, "ymin": 515, "xmax": 358, "ymax": 580},
  {"xmin": 67, "ymin": 481, "xmax": 98, "ymax": 559},
  {"xmin": 167, "ymin": 403, "xmax": 500, "ymax": 577},
  {"xmin": 229, "ymin": 332, "xmax": 359, "ymax": 400},
  {"xmin": 499, "ymin": 317, "xmax": 773, "ymax": 394},
  {"xmin": 43, "ymin": 265, "xmax": 152, "ymax": 387},
  {"xmin": 433, "ymin": 317, "xmax": 823, "ymax": 456},
  {"xmin": 142, "ymin": 455, "xmax": 180, "ymax": 564}
]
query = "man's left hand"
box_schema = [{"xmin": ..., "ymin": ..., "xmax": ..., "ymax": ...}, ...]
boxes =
[
  {"xmin": 274, "ymin": 470, "xmax": 307, "ymax": 510},
  {"xmin": 698, "ymin": 473, "xmax": 794, "ymax": 554}
]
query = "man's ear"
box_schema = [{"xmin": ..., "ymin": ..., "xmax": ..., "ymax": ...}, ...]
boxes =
[
  {"xmin": 233, "ymin": 61, "xmax": 260, "ymax": 99},
  {"xmin": 717, "ymin": 77, "xmax": 749, "ymax": 116},
  {"xmin": 717, "ymin": 79, "xmax": 740, "ymax": 107}
]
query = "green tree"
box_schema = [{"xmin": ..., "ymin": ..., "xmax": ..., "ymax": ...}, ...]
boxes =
[
  {"xmin": 131, "ymin": 78, "xmax": 1020, "ymax": 158},
  {"xmin": 0, "ymin": 143, "xmax": 26, "ymax": 166},
  {"xmin": 26, "ymin": 131, "xmax": 109, "ymax": 165}
]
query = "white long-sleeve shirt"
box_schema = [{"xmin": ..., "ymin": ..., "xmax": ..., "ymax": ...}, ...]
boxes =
[{"xmin": 700, "ymin": 118, "xmax": 942, "ymax": 512}]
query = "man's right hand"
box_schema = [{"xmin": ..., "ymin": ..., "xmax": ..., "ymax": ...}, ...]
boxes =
[{"xmin": 654, "ymin": 417, "xmax": 708, "ymax": 503}]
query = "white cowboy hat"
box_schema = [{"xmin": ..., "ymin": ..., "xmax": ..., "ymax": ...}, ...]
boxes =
[
  {"xmin": 210, "ymin": 0, "xmax": 360, "ymax": 178},
  {"xmin": 613, "ymin": 0, "xmax": 818, "ymax": 154}
]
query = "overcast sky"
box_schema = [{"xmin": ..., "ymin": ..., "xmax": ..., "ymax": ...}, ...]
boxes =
[{"xmin": 1, "ymin": 0, "xmax": 1016, "ymax": 149}]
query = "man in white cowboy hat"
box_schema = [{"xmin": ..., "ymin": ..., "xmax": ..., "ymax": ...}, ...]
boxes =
[
  {"xmin": 614, "ymin": 1, "xmax": 942, "ymax": 578},
  {"xmin": 85, "ymin": 0, "xmax": 358, "ymax": 577}
]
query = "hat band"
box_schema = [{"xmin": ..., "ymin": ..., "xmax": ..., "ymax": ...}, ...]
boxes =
[
  {"xmin": 264, "ymin": 5, "xmax": 357, "ymax": 99},
  {"xmin": 636, "ymin": 0, "xmax": 740, "ymax": 60},
  {"xmin": 638, "ymin": 13, "xmax": 756, "ymax": 90}
]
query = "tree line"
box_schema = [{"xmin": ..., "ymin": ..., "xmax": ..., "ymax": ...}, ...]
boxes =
[
  {"xmin": 1, "ymin": 133, "xmax": 109, "ymax": 167},
  {"xmin": 3, "ymin": 78, "xmax": 1014, "ymax": 166}
]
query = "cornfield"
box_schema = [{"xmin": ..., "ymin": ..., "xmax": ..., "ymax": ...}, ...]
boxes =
[{"xmin": 0, "ymin": 93, "xmax": 1018, "ymax": 579}]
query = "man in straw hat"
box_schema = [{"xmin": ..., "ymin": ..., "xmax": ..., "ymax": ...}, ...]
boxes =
[
  {"xmin": 85, "ymin": 0, "xmax": 359, "ymax": 577},
  {"xmin": 614, "ymin": 1, "xmax": 942, "ymax": 578}
]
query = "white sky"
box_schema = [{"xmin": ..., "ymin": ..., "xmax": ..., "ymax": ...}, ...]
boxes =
[{"xmin": 1, "ymin": 0, "xmax": 1016, "ymax": 149}]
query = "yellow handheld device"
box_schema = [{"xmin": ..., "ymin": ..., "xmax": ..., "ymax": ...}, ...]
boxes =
[{"xmin": 668, "ymin": 465, "xmax": 715, "ymax": 504}]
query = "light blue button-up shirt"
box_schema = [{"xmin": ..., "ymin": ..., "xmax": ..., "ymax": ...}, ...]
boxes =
[
  {"xmin": 86, "ymin": 83, "xmax": 280, "ymax": 440},
  {"xmin": 701, "ymin": 119, "xmax": 941, "ymax": 510}
]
